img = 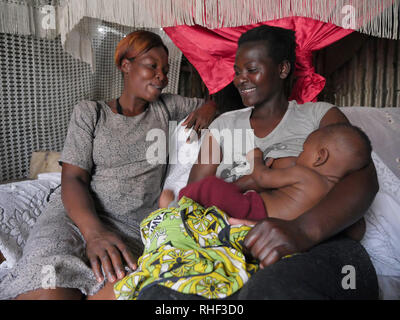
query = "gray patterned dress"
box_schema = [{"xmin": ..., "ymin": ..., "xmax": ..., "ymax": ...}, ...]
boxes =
[{"xmin": 0, "ymin": 94, "xmax": 204, "ymax": 299}]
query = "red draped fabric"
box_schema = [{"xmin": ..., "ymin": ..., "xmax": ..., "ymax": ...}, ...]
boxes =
[{"xmin": 164, "ymin": 17, "xmax": 353, "ymax": 103}]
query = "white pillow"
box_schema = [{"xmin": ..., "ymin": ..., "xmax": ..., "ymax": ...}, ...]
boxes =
[
  {"xmin": 339, "ymin": 107, "xmax": 400, "ymax": 298},
  {"xmin": 340, "ymin": 106, "xmax": 400, "ymax": 180},
  {"xmin": 361, "ymin": 152, "xmax": 400, "ymax": 299},
  {"xmin": 0, "ymin": 173, "xmax": 61, "ymax": 267},
  {"xmin": 163, "ymin": 118, "xmax": 202, "ymax": 200}
]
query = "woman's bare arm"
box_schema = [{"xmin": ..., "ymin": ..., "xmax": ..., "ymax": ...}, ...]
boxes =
[
  {"xmin": 187, "ymin": 131, "xmax": 222, "ymax": 184},
  {"xmin": 318, "ymin": 106, "xmax": 373, "ymax": 239},
  {"xmin": 61, "ymin": 163, "xmax": 103, "ymax": 237},
  {"xmin": 295, "ymin": 161, "xmax": 378, "ymax": 243},
  {"xmin": 240, "ymin": 152, "xmax": 378, "ymax": 268},
  {"xmin": 61, "ymin": 163, "xmax": 137, "ymax": 283}
]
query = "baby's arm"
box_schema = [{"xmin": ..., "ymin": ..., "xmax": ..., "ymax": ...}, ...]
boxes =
[{"xmin": 247, "ymin": 148, "xmax": 303, "ymax": 189}]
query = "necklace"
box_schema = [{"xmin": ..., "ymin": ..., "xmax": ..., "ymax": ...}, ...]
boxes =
[{"xmin": 116, "ymin": 98, "xmax": 124, "ymax": 115}]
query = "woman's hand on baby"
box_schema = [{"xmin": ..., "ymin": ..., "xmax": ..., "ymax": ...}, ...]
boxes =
[
  {"xmin": 85, "ymin": 227, "xmax": 137, "ymax": 283},
  {"xmin": 181, "ymin": 100, "xmax": 217, "ymax": 143},
  {"xmin": 229, "ymin": 217, "xmax": 314, "ymax": 269}
]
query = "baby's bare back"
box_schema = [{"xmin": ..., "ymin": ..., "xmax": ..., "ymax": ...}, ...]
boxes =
[{"xmin": 259, "ymin": 167, "xmax": 333, "ymax": 221}]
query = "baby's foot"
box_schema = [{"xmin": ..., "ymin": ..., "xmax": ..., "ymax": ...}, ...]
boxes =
[{"xmin": 158, "ymin": 189, "xmax": 175, "ymax": 208}]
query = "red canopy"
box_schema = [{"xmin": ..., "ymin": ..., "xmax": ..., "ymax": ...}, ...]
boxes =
[{"xmin": 164, "ymin": 17, "xmax": 353, "ymax": 103}]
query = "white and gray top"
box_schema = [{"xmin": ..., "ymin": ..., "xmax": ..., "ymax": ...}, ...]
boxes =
[
  {"xmin": 60, "ymin": 94, "xmax": 203, "ymax": 223},
  {"xmin": 208, "ymin": 100, "xmax": 333, "ymax": 182}
]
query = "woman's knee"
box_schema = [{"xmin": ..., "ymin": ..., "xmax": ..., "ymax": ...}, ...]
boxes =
[{"xmin": 15, "ymin": 287, "xmax": 83, "ymax": 300}]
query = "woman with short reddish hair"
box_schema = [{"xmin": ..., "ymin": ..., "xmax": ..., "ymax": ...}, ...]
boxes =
[{"xmin": 0, "ymin": 30, "xmax": 217, "ymax": 300}]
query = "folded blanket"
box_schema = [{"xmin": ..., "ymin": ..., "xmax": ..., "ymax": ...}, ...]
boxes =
[{"xmin": 114, "ymin": 197, "xmax": 258, "ymax": 300}]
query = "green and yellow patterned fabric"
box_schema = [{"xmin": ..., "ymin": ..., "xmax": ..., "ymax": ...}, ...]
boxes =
[{"xmin": 114, "ymin": 197, "xmax": 258, "ymax": 300}]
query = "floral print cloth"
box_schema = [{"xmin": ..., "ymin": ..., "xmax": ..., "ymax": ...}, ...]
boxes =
[{"xmin": 114, "ymin": 197, "xmax": 258, "ymax": 299}]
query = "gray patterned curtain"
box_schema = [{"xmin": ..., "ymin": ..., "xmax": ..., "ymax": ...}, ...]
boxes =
[
  {"xmin": 0, "ymin": 0, "xmax": 59, "ymax": 39},
  {"xmin": 0, "ymin": 2, "xmax": 182, "ymax": 182}
]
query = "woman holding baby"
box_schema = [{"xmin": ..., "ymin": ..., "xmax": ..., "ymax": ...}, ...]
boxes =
[{"xmin": 143, "ymin": 25, "xmax": 379, "ymax": 299}]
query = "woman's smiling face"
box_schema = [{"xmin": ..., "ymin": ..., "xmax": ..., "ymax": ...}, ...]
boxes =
[
  {"xmin": 122, "ymin": 46, "xmax": 169, "ymax": 102},
  {"xmin": 233, "ymin": 41, "xmax": 287, "ymax": 107}
]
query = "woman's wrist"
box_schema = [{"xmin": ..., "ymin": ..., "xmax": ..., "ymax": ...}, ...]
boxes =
[
  {"xmin": 70, "ymin": 211, "xmax": 107, "ymax": 242},
  {"xmin": 204, "ymin": 98, "xmax": 217, "ymax": 109},
  {"xmin": 83, "ymin": 224, "xmax": 108, "ymax": 242},
  {"xmin": 293, "ymin": 211, "xmax": 323, "ymax": 246},
  {"xmin": 293, "ymin": 201, "xmax": 354, "ymax": 246},
  {"xmin": 202, "ymin": 99, "xmax": 218, "ymax": 118}
]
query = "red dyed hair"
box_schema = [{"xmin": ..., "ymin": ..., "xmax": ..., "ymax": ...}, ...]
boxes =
[{"xmin": 114, "ymin": 30, "xmax": 168, "ymax": 69}]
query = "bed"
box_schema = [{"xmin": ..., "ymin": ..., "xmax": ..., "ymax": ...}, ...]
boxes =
[{"xmin": 1, "ymin": 106, "xmax": 399, "ymax": 299}]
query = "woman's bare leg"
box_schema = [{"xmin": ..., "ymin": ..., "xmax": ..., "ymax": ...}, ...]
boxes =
[
  {"xmin": 86, "ymin": 281, "xmax": 116, "ymax": 300},
  {"xmin": 16, "ymin": 288, "xmax": 82, "ymax": 300},
  {"xmin": 16, "ymin": 282, "xmax": 117, "ymax": 300}
]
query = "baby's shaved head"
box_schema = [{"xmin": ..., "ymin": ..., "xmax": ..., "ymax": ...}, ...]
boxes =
[{"xmin": 316, "ymin": 123, "xmax": 372, "ymax": 173}]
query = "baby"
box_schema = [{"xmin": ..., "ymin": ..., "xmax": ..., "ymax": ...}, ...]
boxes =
[{"xmin": 161, "ymin": 123, "xmax": 372, "ymax": 222}]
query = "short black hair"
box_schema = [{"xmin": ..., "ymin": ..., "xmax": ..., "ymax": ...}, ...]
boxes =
[
  {"xmin": 238, "ymin": 25, "xmax": 296, "ymax": 77},
  {"xmin": 319, "ymin": 123, "xmax": 372, "ymax": 171}
]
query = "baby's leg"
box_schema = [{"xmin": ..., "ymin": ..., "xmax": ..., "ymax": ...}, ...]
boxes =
[{"xmin": 179, "ymin": 176, "xmax": 266, "ymax": 220}]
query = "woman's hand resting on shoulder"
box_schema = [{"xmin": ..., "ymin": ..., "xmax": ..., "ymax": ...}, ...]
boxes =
[
  {"xmin": 181, "ymin": 99, "xmax": 217, "ymax": 143},
  {"xmin": 229, "ymin": 217, "xmax": 314, "ymax": 269},
  {"xmin": 85, "ymin": 227, "xmax": 137, "ymax": 283}
]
